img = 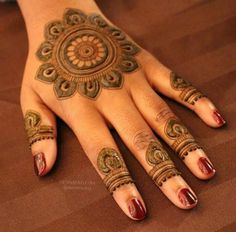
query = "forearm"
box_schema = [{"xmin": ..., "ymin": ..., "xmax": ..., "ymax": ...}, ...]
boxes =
[{"xmin": 17, "ymin": 0, "xmax": 102, "ymax": 50}]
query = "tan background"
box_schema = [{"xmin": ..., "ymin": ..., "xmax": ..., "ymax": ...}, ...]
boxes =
[{"xmin": 0, "ymin": 0, "xmax": 236, "ymax": 231}]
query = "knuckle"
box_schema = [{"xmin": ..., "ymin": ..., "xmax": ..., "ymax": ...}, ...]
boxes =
[
  {"xmin": 132, "ymin": 129, "xmax": 156, "ymax": 151},
  {"xmin": 154, "ymin": 107, "xmax": 176, "ymax": 125}
]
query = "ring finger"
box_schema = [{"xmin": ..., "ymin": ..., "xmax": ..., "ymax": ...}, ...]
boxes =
[
  {"xmin": 97, "ymin": 86, "xmax": 198, "ymax": 209},
  {"xmin": 128, "ymin": 74, "xmax": 216, "ymax": 179}
]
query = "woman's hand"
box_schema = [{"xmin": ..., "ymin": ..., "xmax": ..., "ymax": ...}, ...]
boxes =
[{"xmin": 19, "ymin": 0, "xmax": 225, "ymax": 220}]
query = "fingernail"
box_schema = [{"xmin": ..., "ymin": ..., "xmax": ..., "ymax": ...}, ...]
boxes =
[
  {"xmin": 213, "ymin": 110, "xmax": 226, "ymax": 126},
  {"xmin": 33, "ymin": 153, "xmax": 46, "ymax": 176},
  {"xmin": 198, "ymin": 157, "xmax": 215, "ymax": 175},
  {"xmin": 178, "ymin": 188, "xmax": 197, "ymax": 207},
  {"xmin": 128, "ymin": 198, "xmax": 146, "ymax": 220}
]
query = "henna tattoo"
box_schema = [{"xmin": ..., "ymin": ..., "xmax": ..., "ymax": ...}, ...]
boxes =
[
  {"xmin": 97, "ymin": 147, "xmax": 134, "ymax": 194},
  {"xmin": 170, "ymin": 72, "xmax": 205, "ymax": 105},
  {"xmin": 24, "ymin": 110, "xmax": 54, "ymax": 148},
  {"xmin": 165, "ymin": 118, "xmax": 202, "ymax": 159},
  {"xmin": 146, "ymin": 141, "xmax": 181, "ymax": 187},
  {"xmin": 36, "ymin": 8, "xmax": 140, "ymax": 100}
]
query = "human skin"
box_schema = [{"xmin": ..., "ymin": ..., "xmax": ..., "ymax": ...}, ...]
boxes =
[{"xmin": 18, "ymin": 0, "xmax": 226, "ymax": 220}]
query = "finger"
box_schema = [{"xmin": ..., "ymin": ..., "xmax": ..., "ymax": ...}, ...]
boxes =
[
  {"xmin": 97, "ymin": 87, "xmax": 198, "ymax": 209},
  {"xmin": 128, "ymin": 75, "xmax": 216, "ymax": 180},
  {"xmin": 21, "ymin": 85, "xmax": 57, "ymax": 177},
  {"xmin": 140, "ymin": 51, "xmax": 226, "ymax": 128},
  {"xmin": 65, "ymin": 101, "xmax": 146, "ymax": 220}
]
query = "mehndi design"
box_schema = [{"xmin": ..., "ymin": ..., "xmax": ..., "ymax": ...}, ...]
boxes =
[
  {"xmin": 97, "ymin": 147, "xmax": 134, "ymax": 194},
  {"xmin": 36, "ymin": 8, "xmax": 140, "ymax": 100},
  {"xmin": 170, "ymin": 72, "xmax": 205, "ymax": 105},
  {"xmin": 146, "ymin": 141, "xmax": 181, "ymax": 187},
  {"xmin": 24, "ymin": 110, "xmax": 54, "ymax": 148},
  {"xmin": 165, "ymin": 118, "xmax": 202, "ymax": 160}
]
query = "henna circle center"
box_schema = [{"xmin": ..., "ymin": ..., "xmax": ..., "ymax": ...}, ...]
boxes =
[{"xmin": 53, "ymin": 27, "xmax": 116, "ymax": 79}]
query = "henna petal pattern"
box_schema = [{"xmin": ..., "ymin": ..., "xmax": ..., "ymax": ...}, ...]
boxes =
[
  {"xmin": 36, "ymin": 8, "xmax": 140, "ymax": 100},
  {"xmin": 36, "ymin": 42, "xmax": 53, "ymax": 62},
  {"xmin": 36, "ymin": 63, "xmax": 58, "ymax": 83},
  {"xmin": 54, "ymin": 76, "xmax": 77, "ymax": 99},
  {"xmin": 120, "ymin": 41, "xmax": 140, "ymax": 56},
  {"xmin": 63, "ymin": 8, "xmax": 87, "ymax": 25},
  {"xmin": 108, "ymin": 27, "xmax": 126, "ymax": 41},
  {"xmin": 88, "ymin": 14, "xmax": 108, "ymax": 27},
  {"xmin": 119, "ymin": 56, "xmax": 139, "ymax": 73},
  {"xmin": 78, "ymin": 80, "xmax": 100, "ymax": 99},
  {"xmin": 45, "ymin": 21, "xmax": 64, "ymax": 41},
  {"xmin": 100, "ymin": 70, "xmax": 123, "ymax": 88}
]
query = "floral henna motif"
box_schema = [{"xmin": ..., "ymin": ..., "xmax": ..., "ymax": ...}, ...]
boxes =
[
  {"xmin": 146, "ymin": 141, "xmax": 181, "ymax": 187},
  {"xmin": 165, "ymin": 118, "xmax": 202, "ymax": 160},
  {"xmin": 24, "ymin": 110, "xmax": 54, "ymax": 148},
  {"xmin": 97, "ymin": 148, "xmax": 134, "ymax": 194},
  {"xmin": 36, "ymin": 8, "xmax": 140, "ymax": 100},
  {"xmin": 170, "ymin": 72, "xmax": 205, "ymax": 105}
]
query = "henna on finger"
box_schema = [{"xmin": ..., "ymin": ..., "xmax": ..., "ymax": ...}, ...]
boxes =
[
  {"xmin": 24, "ymin": 110, "xmax": 54, "ymax": 148},
  {"xmin": 36, "ymin": 8, "xmax": 140, "ymax": 100},
  {"xmin": 97, "ymin": 147, "xmax": 134, "ymax": 194},
  {"xmin": 146, "ymin": 141, "xmax": 181, "ymax": 187},
  {"xmin": 170, "ymin": 72, "xmax": 205, "ymax": 105},
  {"xmin": 164, "ymin": 118, "xmax": 202, "ymax": 160}
]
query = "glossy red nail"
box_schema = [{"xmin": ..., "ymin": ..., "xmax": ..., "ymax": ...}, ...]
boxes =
[
  {"xmin": 213, "ymin": 111, "xmax": 226, "ymax": 126},
  {"xmin": 128, "ymin": 198, "xmax": 146, "ymax": 220},
  {"xmin": 198, "ymin": 157, "xmax": 215, "ymax": 175},
  {"xmin": 178, "ymin": 188, "xmax": 197, "ymax": 207},
  {"xmin": 33, "ymin": 153, "xmax": 46, "ymax": 176}
]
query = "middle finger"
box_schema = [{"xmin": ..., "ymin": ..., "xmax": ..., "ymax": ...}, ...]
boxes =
[
  {"xmin": 96, "ymin": 86, "xmax": 198, "ymax": 209},
  {"xmin": 128, "ymin": 74, "xmax": 216, "ymax": 180}
]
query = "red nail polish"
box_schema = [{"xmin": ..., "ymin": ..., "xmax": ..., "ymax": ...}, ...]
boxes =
[
  {"xmin": 33, "ymin": 153, "xmax": 46, "ymax": 176},
  {"xmin": 128, "ymin": 198, "xmax": 146, "ymax": 220},
  {"xmin": 213, "ymin": 111, "xmax": 226, "ymax": 126},
  {"xmin": 198, "ymin": 157, "xmax": 215, "ymax": 175},
  {"xmin": 178, "ymin": 188, "xmax": 197, "ymax": 207}
]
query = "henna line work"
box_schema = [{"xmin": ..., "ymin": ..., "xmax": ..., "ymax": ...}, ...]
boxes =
[
  {"xmin": 170, "ymin": 72, "xmax": 205, "ymax": 105},
  {"xmin": 97, "ymin": 147, "xmax": 134, "ymax": 194},
  {"xmin": 146, "ymin": 141, "xmax": 181, "ymax": 187},
  {"xmin": 24, "ymin": 110, "xmax": 54, "ymax": 148},
  {"xmin": 36, "ymin": 8, "xmax": 140, "ymax": 100},
  {"xmin": 164, "ymin": 118, "xmax": 202, "ymax": 160}
]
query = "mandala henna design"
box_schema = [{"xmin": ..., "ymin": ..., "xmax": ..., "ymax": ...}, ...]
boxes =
[
  {"xmin": 170, "ymin": 72, "xmax": 205, "ymax": 105},
  {"xmin": 146, "ymin": 141, "xmax": 181, "ymax": 187},
  {"xmin": 165, "ymin": 118, "xmax": 202, "ymax": 160},
  {"xmin": 36, "ymin": 8, "xmax": 140, "ymax": 100},
  {"xmin": 97, "ymin": 147, "xmax": 134, "ymax": 194},
  {"xmin": 24, "ymin": 110, "xmax": 54, "ymax": 148}
]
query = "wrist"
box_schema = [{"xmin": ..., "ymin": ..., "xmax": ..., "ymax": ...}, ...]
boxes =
[{"xmin": 17, "ymin": 0, "xmax": 102, "ymax": 50}]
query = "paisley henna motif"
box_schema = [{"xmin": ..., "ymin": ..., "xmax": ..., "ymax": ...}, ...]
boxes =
[
  {"xmin": 146, "ymin": 141, "xmax": 181, "ymax": 187},
  {"xmin": 165, "ymin": 118, "xmax": 202, "ymax": 159},
  {"xmin": 24, "ymin": 110, "xmax": 54, "ymax": 148},
  {"xmin": 170, "ymin": 72, "xmax": 205, "ymax": 105},
  {"xmin": 36, "ymin": 8, "xmax": 140, "ymax": 100},
  {"xmin": 97, "ymin": 148, "xmax": 134, "ymax": 194}
]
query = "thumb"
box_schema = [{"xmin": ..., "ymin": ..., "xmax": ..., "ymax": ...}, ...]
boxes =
[{"xmin": 21, "ymin": 85, "xmax": 57, "ymax": 177}]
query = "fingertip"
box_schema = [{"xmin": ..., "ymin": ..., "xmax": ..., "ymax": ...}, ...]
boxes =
[
  {"xmin": 194, "ymin": 98, "xmax": 226, "ymax": 128},
  {"xmin": 177, "ymin": 188, "xmax": 198, "ymax": 210},
  {"xmin": 112, "ymin": 183, "xmax": 147, "ymax": 221},
  {"xmin": 32, "ymin": 139, "xmax": 57, "ymax": 177}
]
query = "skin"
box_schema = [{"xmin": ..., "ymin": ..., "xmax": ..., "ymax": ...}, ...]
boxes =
[{"xmin": 18, "ymin": 0, "xmax": 226, "ymax": 220}]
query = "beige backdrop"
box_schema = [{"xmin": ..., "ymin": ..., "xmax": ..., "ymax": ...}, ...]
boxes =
[{"xmin": 0, "ymin": 0, "xmax": 236, "ymax": 231}]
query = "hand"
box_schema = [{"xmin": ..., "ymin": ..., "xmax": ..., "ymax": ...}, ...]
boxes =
[{"xmin": 19, "ymin": 0, "xmax": 226, "ymax": 220}]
